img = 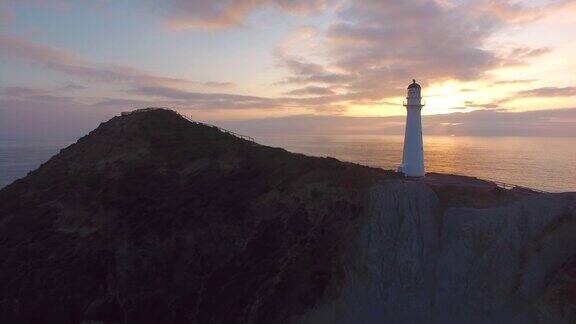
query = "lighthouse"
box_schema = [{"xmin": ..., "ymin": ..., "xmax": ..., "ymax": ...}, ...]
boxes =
[{"xmin": 399, "ymin": 79, "xmax": 425, "ymax": 177}]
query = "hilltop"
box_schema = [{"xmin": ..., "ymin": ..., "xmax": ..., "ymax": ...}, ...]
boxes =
[{"xmin": 0, "ymin": 108, "xmax": 575, "ymax": 324}]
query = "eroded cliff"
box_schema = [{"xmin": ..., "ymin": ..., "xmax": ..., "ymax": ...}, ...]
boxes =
[{"xmin": 304, "ymin": 183, "xmax": 576, "ymax": 323}]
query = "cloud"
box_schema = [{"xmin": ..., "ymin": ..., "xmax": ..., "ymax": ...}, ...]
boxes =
[
  {"xmin": 62, "ymin": 82, "xmax": 87, "ymax": 90},
  {"xmin": 4, "ymin": 0, "xmax": 326, "ymax": 30},
  {"xmin": 130, "ymin": 86, "xmax": 280, "ymax": 110},
  {"xmin": 467, "ymin": 0, "xmax": 576, "ymax": 24},
  {"xmin": 278, "ymin": 55, "xmax": 354, "ymax": 85},
  {"xmin": 3, "ymin": 85, "xmax": 574, "ymax": 140},
  {"xmin": 325, "ymin": 0, "xmax": 503, "ymax": 81},
  {"xmin": 464, "ymin": 100, "xmax": 500, "ymax": 109},
  {"xmin": 468, "ymin": 1, "xmax": 548, "ymax": 24},
  {"xmin": 284, "ymin": 86, "xmax": 336, "ymax": 96},
  {"xmin": 501, "ymin": 46, "xmax": 553, "ymax": 66},
  {"xmin": 2, "ymin": 1, "xmax": 573, "ymax": 120},
  {"xmin": 274, "ymin": 0, "xmax": 570, "ymax": 112},
  {"xmin": 151, "ymin": 0, "xmax": 326, "ymax": 30},
  {"xmin": 488, "ymin": 85, "xmax": 576, "ymax": 105},
  {"xmin": 1, "ymin": 86, "xmax": 49, "ymax": 97},
  {"xmin": 0, "ymin": 7, "xmax": 15, "ymax": 23},
  {"xmin": 130, "ymin": 85, "xmax": 353, "ymax": 111},
  {"xmin": 201, "ymin": 81, "xmax": 237, "ymax": 88},
  {"xmin": 90, "ymin": 97, "xmax": 173, "ymax": 109},
  {"xmin": 492, "ymin": 79, "xmax": 537, "ymax": 85},
  {"xmin": 217, "ymin": 107, "xmax": 576, "ymax": 137},
  {"xmin": 0, "ymin": 86, "xmax": 75, "ymax": 104},
  {"xmin": 0, "ymin": 81, "xmax": 340, "ymax": 118},
  {"xmin": 0, "ymin": 33, "xmax": 233, "ymax": 88},
  {"xmin": 516, "ymin": 86, "xmax": 576, "ymax": 98}
]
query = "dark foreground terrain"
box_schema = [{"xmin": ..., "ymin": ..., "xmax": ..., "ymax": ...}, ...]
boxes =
[{"xmin": 0, "ymin": 109, "xmax": 575, "ymax": 324}]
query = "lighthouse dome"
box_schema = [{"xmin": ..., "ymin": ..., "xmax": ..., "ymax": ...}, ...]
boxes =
[{"xmin": 408, "ymin": 79, "xmax": 420, "ymax": 89}]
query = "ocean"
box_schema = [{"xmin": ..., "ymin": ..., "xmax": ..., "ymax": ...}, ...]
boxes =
[
  {"xmin": 0, "ymin": 139, "xmax": 74, "ymax": 189},
  {"xmin": 1, "ymin": 135, "xmax": 575, "ymax": 192}
]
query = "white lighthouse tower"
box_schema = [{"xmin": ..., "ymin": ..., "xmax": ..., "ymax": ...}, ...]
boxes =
[{"xmin": 399, "ymin": 79, "xmax": 425, "ymax": 177}]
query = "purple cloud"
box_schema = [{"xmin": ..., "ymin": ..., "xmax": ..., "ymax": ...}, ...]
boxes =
[
  {"xmin": 150, "ymin": 0, "xmax": 326, "ymax": 29},
  {"xmin": 284, "ymin": 86, "xmax": 336, "ymax": 96},
  {"xmin": 492, "ymin": 79, "xmax": 537, "ymax": 85},
  {"xmin": 130, "ymin": 85, "xmax": 350, "ymax": 111},
  {"xmin": 62, "ymin": 82, "xmax": 87, "ymax": 90},
  {"xmin": 0, "ymin": 86, "xmax": 75, "ymax": 104},
  {"xmin": 0, "ymin": 7, "xmax": 15, "ymax": 23},
  {"xmin": 218, "ymin": 107, "xmax": 576, "ymax": 138},
  {"xmin": 464, "ymin": 101, "xmax": 500, "ymax": 109},
  {"xmin": 130, "ymin": 86, "xmax": 279, "ymax": 110},
  {"xmin": 0, "ymin": 33, "xmax": 233, "ymax": 88},
  {"xmin": 516, "ymin": 86, "xmax": 576, "ymax": 98}
]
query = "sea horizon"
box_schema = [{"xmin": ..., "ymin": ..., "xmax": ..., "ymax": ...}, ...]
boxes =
[{"xmin": 2, "ymin": 134, "xmax": 575, "ymax": 193}]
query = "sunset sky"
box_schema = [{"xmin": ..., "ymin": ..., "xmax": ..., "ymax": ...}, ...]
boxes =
[{"xmin": 1, "ymin": 0, "xmax": 575, "ymax": 138}]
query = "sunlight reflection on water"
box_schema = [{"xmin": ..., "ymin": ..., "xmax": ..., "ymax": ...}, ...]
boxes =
[{"xmin": 255, "ymin": 134, "xmax": 576, "ymax": 192}]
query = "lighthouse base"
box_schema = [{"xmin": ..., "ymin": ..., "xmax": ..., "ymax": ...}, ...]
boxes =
[
  {"xmin": 401, "ymin": 105, "xmax": 425, "ymax": 177},
  {"xmin": 398, "ymin": 165, "xmax": 425, "ymax": 178}
]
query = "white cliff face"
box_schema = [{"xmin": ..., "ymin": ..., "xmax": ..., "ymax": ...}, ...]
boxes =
[{"xmin": 302, "ymin": 181, "xmax": 576, "ymax": 324}]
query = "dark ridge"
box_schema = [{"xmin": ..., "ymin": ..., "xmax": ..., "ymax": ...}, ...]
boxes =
[{"xmin": 0, "ymin": 108, "xmax": 397, "ymax": 324}]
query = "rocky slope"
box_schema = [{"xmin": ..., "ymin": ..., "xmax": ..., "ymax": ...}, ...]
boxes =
[{"xmin": 0, "ymin": 108, "xmax": 574, "ymax": 324}]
